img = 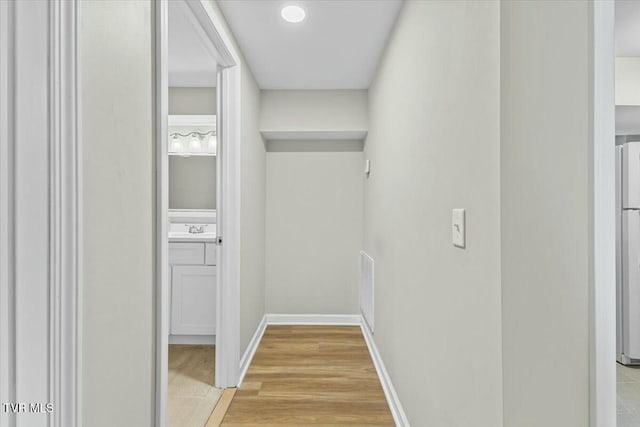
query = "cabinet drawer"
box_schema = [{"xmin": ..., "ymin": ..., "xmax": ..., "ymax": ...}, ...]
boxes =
[
  {"xmin": 205, "ymin": 243, "xmax": 217, "ymax": 265},
  {"xmin": 169, "ymin": 242, "xmax": 205, "ymax": 265}
]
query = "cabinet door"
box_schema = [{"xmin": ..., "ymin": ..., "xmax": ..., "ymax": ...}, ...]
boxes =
[
  {"xmin": 170, "ymin": 265, "xmax": 216, "ymax": 335},
  {"xmin": 205, "ymin": 242, "xmax": 217, "ymax": 265}
]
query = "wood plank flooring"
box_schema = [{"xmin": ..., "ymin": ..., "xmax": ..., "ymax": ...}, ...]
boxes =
[{"xmin": 221, "ymin": 325, "xmax": 394, "ymax": 426}]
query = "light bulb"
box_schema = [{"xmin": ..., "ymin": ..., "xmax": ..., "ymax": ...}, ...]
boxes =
[
  {"xmin": 170, "ymin": 135, "xmax": 184, "ymax": 153},
  {"xmin": 281, "ymin": 5, "xmax": 305, "ymax": 23},
  {"xmin": 189, "ymin": 133, "xmax": 201, "ymax": 152},
  {"xmin": 207, "ymin": 135, "xmax": 216, "ymax": 155}
]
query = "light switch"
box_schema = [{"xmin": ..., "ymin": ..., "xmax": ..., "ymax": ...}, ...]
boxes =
[
  {"xmin": 452, "ymin": 208, "xmax": 465, "ymax": 248},
  {"xmin": 364, "ymin": 159, "xmax": 371, "ymax": 177}
]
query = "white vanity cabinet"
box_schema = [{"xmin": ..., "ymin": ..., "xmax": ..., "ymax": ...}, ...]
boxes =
[
  {"xmin": 171, "ymin": 265, "xmax": 216, "ymax": 335},
  {"xmin": 169, "ymin": 241, "xmax": 217, "ymax": 339}
]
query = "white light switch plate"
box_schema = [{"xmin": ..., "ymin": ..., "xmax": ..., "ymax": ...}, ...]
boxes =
[{"xmin": 452, "ymin": 208, "xmax": 465, "ymax": 248}]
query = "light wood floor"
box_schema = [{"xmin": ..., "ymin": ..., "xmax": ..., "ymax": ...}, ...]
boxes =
[
  {"xmin": 169, "ymin": 345, "xmax": 223, "ymax": 427},
  {"xmin": 221, "ymin": 325, "xmax": 394, "ymax": 426}
]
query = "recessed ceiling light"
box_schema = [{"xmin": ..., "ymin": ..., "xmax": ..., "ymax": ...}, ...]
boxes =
[{"xmin": 281, "ymin": 5, "xmax": 306, "ymax": 23}]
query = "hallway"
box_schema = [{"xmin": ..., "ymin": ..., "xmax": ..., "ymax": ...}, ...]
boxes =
[{"xmin": 0, "ymin": 1, "xmax": 620, "ymax": 426}]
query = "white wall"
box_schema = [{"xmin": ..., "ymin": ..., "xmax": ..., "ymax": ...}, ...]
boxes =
[
  {"xmin": 363, "ymin": 1, "xmax": 503, "ymax": 425},
  {"xmin": 81, "ymin": 0, "xmax": 268, "ymax": 422},
  {"xmin": 501, "ymin": 1, "xmax": 591, "ymax": 426},
  {"xmin": 239, "ymin": 55, "xmax": 266, "ymax": 354},
  {"xmin": 169, "ymin": 86, "xmax": 217, "ymax": 115},
  {"xmin": 260, "ymin": 90, "xmax": 367, "ymax": 315},
  {"xmin": 265, "ymin": 152, "xmax": 363, "ymax": 314},
  {"xmin": 169, "ymin": 156, "xmax": 216, "ymax": 210},
  {"xmin": 616, "ymin": 57, "xmax": 640, "ymax": 106},
  {"xmin": 168, "ymin": 87, "xmax": 217, "ymax": 210},
  {"xmin": 260, "ymin": 90, "xmax": 367, "ymax": 132},
  {"xmin": 81, "ymin": 1, "xmax": 155, "ymax": 426}
]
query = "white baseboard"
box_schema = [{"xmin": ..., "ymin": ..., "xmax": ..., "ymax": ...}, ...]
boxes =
[
  {"xmin": 265, "ymin": 313, "xmax": 362, "ymax": 325},
  {"xmin": 238, "ymin": 315, "xmax": 267, "ymax": 386},
  {"xmin": 360, "ymin": 321, "xmax": 410, "ymax": 427},
  {"xmin": 169, "ymin": 334, "xmax": 215, "ymax": 345}
]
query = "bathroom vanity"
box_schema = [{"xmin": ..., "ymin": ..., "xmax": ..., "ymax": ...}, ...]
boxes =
[
  {"xmin": 168, "ymin": 211, "xmax": 217, "ymax": 344},
  {"xmin": 166, "ymin": 114, "xmax": 218, "ymax": 345}
]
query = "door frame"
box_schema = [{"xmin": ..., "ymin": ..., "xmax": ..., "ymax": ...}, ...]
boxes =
[
  {"xmin": 0, "ymin": 1, "xmax": 81, "ymax": 426},
  {"xmin": 155, "ymin": 1, "xmax": 242, "ymax": 426},
  {"xmin": 591, "ymin": 1, "xmax": 616, "ymax": 426}
]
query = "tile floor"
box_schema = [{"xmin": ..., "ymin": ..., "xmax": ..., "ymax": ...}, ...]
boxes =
[
  {"xmin": 168, "ymin": 345, "xmax": 222, "ymax": 427},
  {"xmin": 618, "ymin": 363, "xmax": 640, "ymax": 426}
]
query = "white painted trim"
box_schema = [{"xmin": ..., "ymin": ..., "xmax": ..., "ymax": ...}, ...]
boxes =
[
  {"xmin": 359, "ymin": 320, "xmax": 410, "ymax": 427},
  {"xmin": 155, "ymin": 1, "xmax": 169, "ymax": 427},
  {"xmin": 0, "ymin": 2, "xmax": 15, "ymax": 426},
  {"xmin": 168, "ymin": 209, "xmax": 217, "ymax": 224},
  {"xmin": 265, "ymin": 313, "xmax": 362, "ymax": 325},
  {"xmin": 156, "ymin": 2, "xmax": 242, "ymax": 424},
  {"xmin": 186, "ymin": 0, "xmax": 240, "ymax": 67},
  {"xmin": 170, "ymin": 0, "xmax": 219, "ymax": 66},
  {"xmin": 169, "ymin": 335, "xmax": 215, "ymax": 345},
  {"xmin": 238, "ymin": 315, "xmax": 267, "ymax": 386},
  {"xmin": 193, "ymin": 0, "xmax": 243, "ymax": 391},
  {"xmin": 13, "ymin": 1, "xmax": 51, "ymax": 419},
  {"xmin": 178, "ymin": 0, "xmax": 245, "ymax": 390},
  {"xmin": 49, "ymin": 1, "xmax": 81, "ymax": 425},
  {"xmin": 214, "ymin": 63, "xmax": 242, "ymax": 389},
  {"xmin": 0, "ymin": 2, "xmax": 80, "ymax": 425},
  {"xmin": 168, "ymin": 114, "xmax": 216, "ymax": 127},
  {"xmin": 75, "ymin": 2, "xmax": 84, "ymax": 422},
  {"xmin": 590, "ymin": 1, "xmax": 616, "ymax": 427},
  {"xmin": 260, "ymin": 130, "xmax": 368, "ymax": 141}
]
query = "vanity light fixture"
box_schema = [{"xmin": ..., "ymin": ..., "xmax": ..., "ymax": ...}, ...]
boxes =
[
  {"xmin": 281, "ymin": 5, "xmax": 305, "ymax": 23},
  {"xmin": 168, "ymin": 130, "xmax": 216, "ymax": 155},
  {"xmin": 207, "ymin": 134, "xmax": 217, "ymax": 155},
  {"xmin": 170, "ymin": 135, "xmax": 184, "ymax": 153}
]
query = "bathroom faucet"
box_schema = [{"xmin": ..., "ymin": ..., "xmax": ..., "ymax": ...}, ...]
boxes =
[{"xmin": 188, "ymin": 224, "xmax": 205, "ymax": 234}]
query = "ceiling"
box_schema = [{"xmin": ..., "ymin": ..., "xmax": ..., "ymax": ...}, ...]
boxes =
[
  {"xmin": 217, "ymin": 0, "xmax": 403, "ymax": 89},
  {"xmin": 616, "ymin": 0, "xmax": 640, "ymax": 56},
  {"xmin": 169, "ymin": 1, "xmax": 218, "ymax": 87}
]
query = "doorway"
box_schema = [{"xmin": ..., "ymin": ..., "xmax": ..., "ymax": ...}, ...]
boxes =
[
  {"xmin": 156, "ymin": 1, "xmax": 242, "ymax": 426},
  {"xmin": 614, "ymin": 2, "xmax": 640, "ymax": 425}
]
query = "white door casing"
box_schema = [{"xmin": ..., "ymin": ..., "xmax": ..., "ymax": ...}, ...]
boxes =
[
  {"xmin": 0, "ymin": 1, "xmax": 81, "ymax": 427},
  {"xmin": 590, "ymin": 1, "xmax": 616, "ymax": 426},
  {"xmin": 156, "ymin": 1, "xmax": 242, "ymax": 425},
  {"xmin": 0, "ymin": 1, "xmax": 16, "ymax": 425}
]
